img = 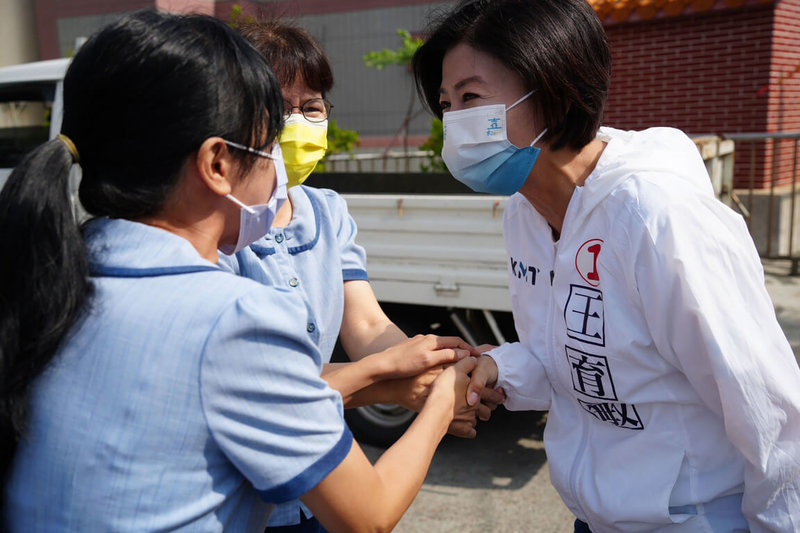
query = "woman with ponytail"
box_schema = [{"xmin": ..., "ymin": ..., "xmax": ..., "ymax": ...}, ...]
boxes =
[
  {"xmin": 0, "ymin": 10, "xmax": 477, "ymax": 532},
  {"xmin": 0, "ymin": 135, "xmax": 90, "ymax": 486}
]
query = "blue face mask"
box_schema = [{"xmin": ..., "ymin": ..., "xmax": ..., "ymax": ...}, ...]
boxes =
[{"xmin": 441, "ymin": 91, "xmax": 547, "ymax": 195}]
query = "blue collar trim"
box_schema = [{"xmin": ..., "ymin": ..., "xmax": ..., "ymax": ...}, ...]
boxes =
[
  {"xmin": 244, "ymin": 187, "xmax": 323, "ymax": 257},
  {"xmin": 89, "ymin": 264, "xmax": 221, "ymax": 278},
  {"xmin": 287, "ymin": 191, "xmax": 321, "ymax": 255},
  {"xmin": 250, "ymin": 244, "xmax": 277, "ymax": 259}
]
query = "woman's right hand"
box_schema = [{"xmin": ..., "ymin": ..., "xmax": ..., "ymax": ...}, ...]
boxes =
[
  {"xmin": 431, "ymin": 354, "xmax": 505, "ymax": 438},
  {"xmin": 426, "ymin": 356, "xmax": 479, "ymax": 423},
  {"xmin": 466, "ymin": 354, "xmax": 500, "ymax": 407}
]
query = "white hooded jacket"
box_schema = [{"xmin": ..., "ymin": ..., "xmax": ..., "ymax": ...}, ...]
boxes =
[{"xmin": 488, "ymin": 127, "xmax": 800, "ymax": 532}]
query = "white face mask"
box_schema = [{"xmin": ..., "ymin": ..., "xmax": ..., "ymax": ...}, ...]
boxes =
[
  {"xmin": 218, "ymin": 141, "xmax": 288, "ymax": 255},
  {"xmin": 441, "ymin": 90, "xmax": 547, "ymax": 195}
]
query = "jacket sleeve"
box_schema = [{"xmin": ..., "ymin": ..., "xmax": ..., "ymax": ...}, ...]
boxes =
[
  {"xmin": 489, "ymin": 342, "xmax": 552, "ymax": 411},
  {"xmin": 633, "ymin": 192, "xmax": 800, "ymax": 532}
]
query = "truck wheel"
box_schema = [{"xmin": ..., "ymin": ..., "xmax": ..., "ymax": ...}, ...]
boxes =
[
  {"xmin": 344, "ymin": 403, "xmax": 417, "ymax": 448},
  {"xmin": 330, "ymin": 340, "xmax": 418, "ymax": 448}
]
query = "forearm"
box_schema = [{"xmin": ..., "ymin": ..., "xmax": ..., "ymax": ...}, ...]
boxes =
[
  {"xmin": 341, "ymin": 320, "xmax": 407, "ymax": 361},
  {"xmin": 321, "ymin": 356, "xmax": 397, "ymax": 406},
  {"xmin": 321, "ymin": 362, "xmax": 346, "ymax": 376},
  {"xmin": 303, "ymin": 358, "xmax": 474, "ymax": 532},
  {"xmin": 342, "ymin": 379, "xmax": 407, "ymax": 408},
  {"xmin": 369, "ymin": 392, "xmax": 451, "ymax": 510},
  {"xmin": 341, "ymin": 280, "xmax": 409, "ymax": 361},
  {"xmin": 302, "ymin": 390, "xmax": 453, "ymax": 533},
  {"xmin": 328, "ymin": 335, "xmax": 472, "ymax": 408}
]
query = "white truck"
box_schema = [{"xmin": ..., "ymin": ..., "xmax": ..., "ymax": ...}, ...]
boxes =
[{"xmin": 323, "ymin": 188, "xmax": 517, "ymax": 445}]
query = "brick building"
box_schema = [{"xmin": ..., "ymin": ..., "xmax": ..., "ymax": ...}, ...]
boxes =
[
  {"xmin": 23, "ymin": 0, "xmax": 800, "ymax": 187},
  {"xmin": 593, "ymin": 0, "xmax": 799, "ymax": 188}
]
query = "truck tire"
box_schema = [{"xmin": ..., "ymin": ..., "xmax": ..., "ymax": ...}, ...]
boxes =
[
  {"xmin": 332, "ymin": 303, "xmax": 456, "ymax": 447},
  {"xmin": 331, "ymin": 335, "xmax": 419, "ymax": 448},
  {"xmin": 334, "ymin": 303, "xmax": 499, "ymax": 448},
  {"xmin": 344, "ymin": 403, "xmax": 417, "ymax": 448}
]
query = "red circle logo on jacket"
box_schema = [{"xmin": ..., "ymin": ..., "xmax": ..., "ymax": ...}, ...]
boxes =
[{"xmin": 576, "ymin": 239, "xmax": 603, "ymax": 287}]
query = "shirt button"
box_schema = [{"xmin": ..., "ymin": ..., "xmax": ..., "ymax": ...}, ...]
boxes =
[
  {"xmin": 275, "ymin": 234, "xmax": 284, "ymax": 243},
  {"xmin": 307, "ymin": 323, "xmax": 316, "ymax": 333},
  {"xmin": 288, "ymin": 277, "xmax": 299, "ymax": 287}
]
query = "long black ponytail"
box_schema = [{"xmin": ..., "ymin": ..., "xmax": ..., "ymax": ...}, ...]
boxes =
[
  {"xmin": 0, "ymin": 9, "xmax": 283, "ymax": 485},
  {"xmin": 0, "ymin": 139, "xmax": 89, "ymax": 484}
]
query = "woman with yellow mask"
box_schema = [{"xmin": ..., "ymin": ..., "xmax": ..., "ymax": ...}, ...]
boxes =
[{"xmin": 218, "ymin": 19, "xmax": 505, "ymax": 533}]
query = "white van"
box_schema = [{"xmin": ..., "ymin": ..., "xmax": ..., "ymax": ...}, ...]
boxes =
[{"xmin": 0, "ymin": 58, "xmax": 70, "ymax": 189}]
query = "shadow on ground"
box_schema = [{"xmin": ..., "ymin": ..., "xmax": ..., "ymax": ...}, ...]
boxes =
[{"xmin": 360, "ymin": 407, "xmax": 549, "ymax": 491}]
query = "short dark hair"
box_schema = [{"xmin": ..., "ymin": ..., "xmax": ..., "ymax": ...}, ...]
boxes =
[
  {"xmin": 413, "ymin": 0, "xmax": 611, "ymax": 151},
  {"xmin": 238, "ymin": 19, "xmax": 334, "ymax": 96}
]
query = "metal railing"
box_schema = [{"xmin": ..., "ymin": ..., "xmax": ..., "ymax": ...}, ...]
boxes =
[
  {"xmin": 692, "ymin": 135, "xmax": 736, "ymax": 202},
  {"xmin": 722, "ymin": 132, "xmax": 800, "ymax": 275},
  {"xmin": 324, "ymin": 150, "xmax": 435, "ymax": 173}
]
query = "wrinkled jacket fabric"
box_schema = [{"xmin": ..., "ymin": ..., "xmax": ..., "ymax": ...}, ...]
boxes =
[{"xmin": 490, "ymin": 127, "xmax": 800, "ymax": 532}]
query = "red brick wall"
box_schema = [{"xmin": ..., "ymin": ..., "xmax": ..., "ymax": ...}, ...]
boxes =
[
  {"xmin": 602, "ymin": 3, "xmax": 787, "ymax": 188},
  {"xmin": 768, "ymin": 0, "xmax": 800, "ymax": 133},
  {"xmin": 764, "ymin": 0, "xmax": 800, "ymax": 189}
]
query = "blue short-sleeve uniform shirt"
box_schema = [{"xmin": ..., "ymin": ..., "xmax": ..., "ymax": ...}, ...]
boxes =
[
  {"xmin": 4, "ymin": 218, "xmax": 353, "ymax": 532},
  {"xmin": 218, "ymin": 185, "xmax": 368, "ymax": 527},
  {"xmin": 219, "ymin": 185, "xmax": 368, "ymax": 364}
]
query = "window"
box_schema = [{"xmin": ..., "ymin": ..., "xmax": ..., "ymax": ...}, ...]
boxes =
[{"xmin": 0, "ymin": 82, "xmax": 56, "ymax": 169}]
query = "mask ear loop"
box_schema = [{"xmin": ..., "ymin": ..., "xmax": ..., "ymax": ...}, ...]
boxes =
[
  {"xmin": 224, "ymin": 140, "xmax": 276, "ymax": 160},
  {"xmin": 530, "ymin": 128, "xmax": 548, "ymax": 147},
  {"xmin": 505, "ymin": 90, "xmax": 545, "ymax": 147},
  {"xmin": 224, "ymin": 193, "xmax": 257, "ymax": 214},
  {"xmin": 268, "ymin": 142, "xmax": 288, "ymax": 214},
  {"xmin": 223, "ymin": 140, "xmax": 285, "ymax": 214},
  {"xmin": 270, "ymin": 143, "xmax": 288, "ymax": 188},
  {"xmin": 507, "ymin": 90, "xmax": 535, "ymax": 111}
]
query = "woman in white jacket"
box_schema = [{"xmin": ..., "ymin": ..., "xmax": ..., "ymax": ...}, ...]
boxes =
[{"xmin": 412, "ymin": 0, "xmax": 800, "ymax": 531}]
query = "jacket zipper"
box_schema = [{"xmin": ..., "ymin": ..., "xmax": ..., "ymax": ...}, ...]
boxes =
[{"xmin": 549, "ymin": 241, "xmax": 590, "ymax": 523}]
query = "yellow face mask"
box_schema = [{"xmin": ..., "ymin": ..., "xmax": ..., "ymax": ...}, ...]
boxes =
[{"xmin": 279, "ymin": 114, "xmax": 328, "ymax": 188}]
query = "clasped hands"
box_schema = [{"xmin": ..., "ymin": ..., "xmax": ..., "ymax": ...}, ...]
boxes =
[{"xmin": 370, "ymin": 335, "xmax": 506, "ymax": 439}]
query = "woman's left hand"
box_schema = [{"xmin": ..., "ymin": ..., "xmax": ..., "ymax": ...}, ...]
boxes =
[
  {"xmin": 381, "ymin": 360, "xmax": 505, "ymax": 438},
  {"xmin": 366, "ymin": 334, "xmax": 479, "ymax": 380},
  {"xmin": 385, "ymin": 365, "xmax": 446, "ymax": 412}
]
